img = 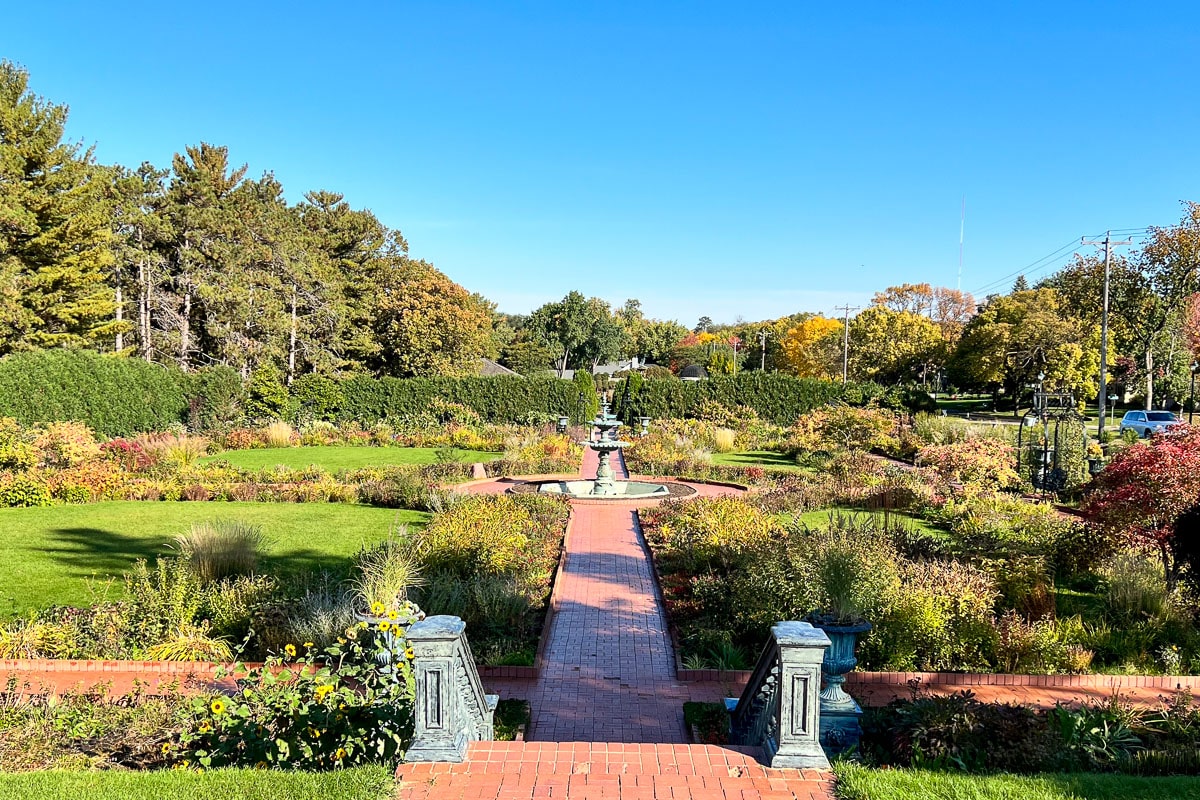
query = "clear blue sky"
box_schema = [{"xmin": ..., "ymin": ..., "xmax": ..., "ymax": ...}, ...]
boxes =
[{"xmin": 5, "ymin": 1, "xmax": 1198, "ymax": 325}]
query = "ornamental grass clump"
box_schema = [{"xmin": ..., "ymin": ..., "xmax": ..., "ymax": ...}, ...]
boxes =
[
  {"xmin": 174, "ymin": 520, "xmax": 267, "ymax": 584},
  {"xmin": 353, "ymin": 530, "xmax": 425, "ymax": 614},
  {"xmin": 790, "ymin": 513, "xmax": 899, "ymax": 625},
  {"xmin": 262, "ymin": 420, "xmax": 295, "ymax": 448}
]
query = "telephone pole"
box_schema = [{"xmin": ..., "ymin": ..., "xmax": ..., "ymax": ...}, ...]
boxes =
[
  {"xmin": 835, "ymin": 304, "xmax": 860, "ymax": 385},
  {"xmin": 1082, "ymin": 231, "xmax": 1133, "ymax": 441},
  {"xmin": 757, "ymin": 328, "xmax": 772, "ymax": 372}
]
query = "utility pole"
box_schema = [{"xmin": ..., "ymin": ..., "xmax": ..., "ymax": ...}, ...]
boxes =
[
  {"xmin": 835, "ymin": 304, "xmax": 860, "ymax": 385},
  {"xmin": 757, "ymin": 328, "xmax": 772, "ymax": 371},
  {"xmin": 1082, "ymin": 231, "xmax": 1133, "ymax": 442}
]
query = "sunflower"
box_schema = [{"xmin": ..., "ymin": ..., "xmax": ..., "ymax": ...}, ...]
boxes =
[
  {"xmin": 378, "ymin": 621, "xmax": 391, "ymax": 632},
  {"xmin": 210, "ymin": 698, "xmax": 226, "ymax": 715},
  {"xmin": 370, "ymin": 601, "xmax": 386, "ymax": 616},
  {"xmin": 387, "ymin": 609, "xmax": 398, "ymax": 620},
  {"xmin": 284, "ymin": 643, "xmax": 297, "ymax": 657},
  {"xmin": 335, "ymin": 747, "xmax": 348, "ymax": 760}
]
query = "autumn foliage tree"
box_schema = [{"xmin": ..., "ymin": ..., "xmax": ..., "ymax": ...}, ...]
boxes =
[
  {"xmin": 780, "ymin": 315, "xmax": 842, "ymax": 378},
  {"xmin": 1084, "ymin": 426, "xmax": 1200, "ymax": 590}
]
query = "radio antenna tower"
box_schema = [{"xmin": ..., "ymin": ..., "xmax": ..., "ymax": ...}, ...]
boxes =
[{"xmin": 957, "ymin": 195, "xmax": 965, "ymax": 291}]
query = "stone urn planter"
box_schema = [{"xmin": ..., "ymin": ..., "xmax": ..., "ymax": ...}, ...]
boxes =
[
  {"xmin": 809, "ymin": 617, "xmax": 872, "ymax": 753},
  {"xmin": 1087, "ymin": 457, "xmax": 1105, "ymax": 476}
]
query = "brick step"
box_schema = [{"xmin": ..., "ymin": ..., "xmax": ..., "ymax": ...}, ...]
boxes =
[{"xmin": 395, "ymin": 741, "xmax": 834, "ymax": 799}]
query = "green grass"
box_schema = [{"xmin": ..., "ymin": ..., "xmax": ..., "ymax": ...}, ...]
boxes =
[
  {"xmin": 793, "ymin": 507, "xmax": 949, "ymax": 539},
  {"xmin": 201, "ymin": 446, "xmax": 500, "ymax": 471},
  {"xmin": 0, "ymin": 766, "xmax": 393, "ymax": 800},
  {"xmin": 833, "ymin": 763, "xmax": 1200, "ymax": 800},
  {"xmin": 709, "ymin": 450, "xmax": 810, "ymax": 472},
  {"xmin": 0, "ymin": 502, "xmax": 429, "ymax": 615}
]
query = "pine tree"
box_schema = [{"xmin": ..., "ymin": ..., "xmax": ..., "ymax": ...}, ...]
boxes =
[{"xmin": 0, "ymin": 61, "xmax": 117, "ymax": 353}]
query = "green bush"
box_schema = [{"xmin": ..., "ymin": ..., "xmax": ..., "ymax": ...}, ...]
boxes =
[
  {"xmin": 337, "ymin": 375, "xmax": 583, "ymax": 424},
  {"xmin": 612, "ymin": 372, "xmax": 931, "ymax": 425},
  {"xmin": 185, "ymin": 365, "xmax": 244, "ymax": 431},
  {"xmin": 244, "ymin": 366, "xmax": 290, "ymax": 422},
  {"xmin": 290, "ymin": 373, "xmax": 344, "ymax": 421},
  {"xmin": 177, "ymin": 616, "xmax": 416, "ymax": 769},
  {"xmin": 0, "ymin": 349, "xmax": 188, "ymax": 436}
]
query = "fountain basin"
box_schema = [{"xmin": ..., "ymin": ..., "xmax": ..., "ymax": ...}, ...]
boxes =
[{"xmin": 537, "ymin": 480, "xmax": 672, "ymax": 499}]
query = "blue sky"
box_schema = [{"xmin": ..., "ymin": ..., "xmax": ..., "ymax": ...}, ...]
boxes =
[{"xmin": 4, "ymin": 2, "xmax": 1198, "ymax": 325}]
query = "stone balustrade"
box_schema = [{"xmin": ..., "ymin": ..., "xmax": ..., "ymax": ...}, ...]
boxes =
[
  {"xmin": 404, "ymin": 615, "xmax": 499, "ymax": 763},
  {"xmin": 728, "ymin": 621, "xmax": 831, "ymax": 769}
]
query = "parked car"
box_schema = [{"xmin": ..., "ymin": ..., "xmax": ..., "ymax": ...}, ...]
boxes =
[{"xmin": 1118, "ymin": 410, "xmax": 1183, "ymax": 437}]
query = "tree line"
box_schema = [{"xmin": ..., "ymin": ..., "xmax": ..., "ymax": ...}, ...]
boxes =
[{"xmin": 4, "ymin": 60, "xmax": 1198, "ymax": 408}]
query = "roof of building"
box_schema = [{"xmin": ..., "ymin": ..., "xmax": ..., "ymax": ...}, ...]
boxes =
[{"xmin": 478, "ymin": 358, "xmax": 520, "ymax": 377}]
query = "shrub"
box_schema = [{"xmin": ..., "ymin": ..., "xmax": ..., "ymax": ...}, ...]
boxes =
[
  {"xmin": 185, "ymin": 365, "xmax": 244, "ymax": 431},
  {"xmin": 0, "ymin": 474, "xmax": 52, "ymax": 507},
  {"xmin": 645, "ymin": 496, "xmax": 783, "ymax": 574},
  {"xmin": 174, "ymin": 520, "xmax": 267, "ymax": 584},
  {"xmin": 787, "ymin": 404, "xmax": 898, "ymax": 454},
  {"xmin": 290, "ymin": 373, "xmax": 344, "ymax": 421},
  {"xmin": 244, "ymin": 365, "xmax": 291, "ymax": 422},
  {"xmin": 0, "ymin": 349, "xmax": 188, "ymax": 436},
  {"xmin": 916, "ymin": 437, "xmax": 1019, "ymax": 493},
  {"xmin": 867, "ymin": 559, "xmax": 999, "ymax": 672},
  {"xmin": 0, "ymin": 416, "xmax": 36, "ymax": 470},
  {"xmin": 177, "ymin": 616, "xmax": 416, "ymax": 769}
]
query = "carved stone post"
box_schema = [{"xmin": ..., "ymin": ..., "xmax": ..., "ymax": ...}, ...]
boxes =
[
  {"xmin": 767, "ymin": 621, "xmax": 831, "ymax": 769},
  {"xmin": 404, "ymin": 615, "xmax": 498, "ymax": 763}
]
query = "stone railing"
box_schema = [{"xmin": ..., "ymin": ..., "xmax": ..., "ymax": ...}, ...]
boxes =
[
  {"xmin": 404, "ymin": 615, "xmax": 499, "ymax": 762},
  {"xmin": 728, "ymin": 621, "xmax": 830, "ymax": 769}
]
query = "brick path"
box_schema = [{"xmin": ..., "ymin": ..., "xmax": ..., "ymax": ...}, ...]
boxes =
[{"xmin": 395, "ymin": 741, "xmax": 834, "ymax": 800}]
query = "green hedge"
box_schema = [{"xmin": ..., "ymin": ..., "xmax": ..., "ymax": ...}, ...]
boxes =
[
  {"xmin": 337, "ymin": 375, "xmax": 590, "ymax": 423},
  {"xmin": 0, "ymin": 350, "xmax": 189, "ymax": 436},
  {"xmin": 612, "ymin": 372, "xmax": 934, "ymax": 425}
]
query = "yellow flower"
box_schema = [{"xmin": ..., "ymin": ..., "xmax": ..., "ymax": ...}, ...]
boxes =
[
  {"xmin": 335, "ymin": 747, "xmax": 347, "ymax": 760},
  {"xmin": 303, "ymin": 641, "xmax": 314, "ymax": 649},
  {"xmin": 210, "ymin": 698, "xmax": 226, "ymax": 715},
  {"xmin": 198, "ymin": 721, "xmax": 212, "ymax": 734},
  {"xmin": 378, "ymin": 621, "xmax": 391, "ymax": 632},
  {"xmin": 387, "ymin": 610, "xmax": 398, "ymax": 620},
  {"xmin": 370, "ymin": 601, "xmax": 385, "ymax": 616},
  {"xmin": 161, "ymin": 742, "xmax": 173, "ymax": 754},
  {"xmin": 405, "ymin": 648, "xmax": 415, "ymax": 660},
  {"xmin": 344, "ymin": 628, "xmax": 357, "ymax": 641},
  {"xmin": 314, "ymin": 684, "xmax": 334, "ymax": 701},
  {"xmin": 284, "ymin": 643, "xmax": 297, "ymax": 657}
]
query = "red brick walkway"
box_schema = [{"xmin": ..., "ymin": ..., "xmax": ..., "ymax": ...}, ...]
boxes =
[{"xmin": 395, "ymin": 741, "xmax": 833, "ymax": 800}]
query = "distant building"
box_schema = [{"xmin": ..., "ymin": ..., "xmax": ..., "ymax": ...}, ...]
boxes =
[{"xmin": 478, "ymin": 358, "xmax": 520, "ymax": 377}]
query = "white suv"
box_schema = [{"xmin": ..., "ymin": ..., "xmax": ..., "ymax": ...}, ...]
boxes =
[{"xmin": 1119, "ymin": 410, "xmax": 1182, "ymax": 437}]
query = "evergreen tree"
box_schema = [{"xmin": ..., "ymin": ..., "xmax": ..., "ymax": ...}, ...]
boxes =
[{"xmin": 0, "ymin": 61, "xmax": 117, "ymax": 352}]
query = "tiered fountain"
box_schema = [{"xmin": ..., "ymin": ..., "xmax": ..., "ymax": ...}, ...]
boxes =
[{"xmin": 538, "ymin": 402, "xmax": 670, "ymax": 499}]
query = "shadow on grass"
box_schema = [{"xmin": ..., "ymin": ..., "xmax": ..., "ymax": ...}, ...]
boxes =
[
  {"xmin": 43, "ymin": 527, "xmax": 358, "ymax": 583},
  {"xmin": 714, "ymin": 451, "xmax": 800, "ymax": 468}
]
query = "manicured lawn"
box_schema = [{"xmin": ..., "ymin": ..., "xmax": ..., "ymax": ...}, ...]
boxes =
[
  {"xmin": 202, "ymin": 446, "xmax": 500, "ymax": 471},
  {"xmin": 0, "ymin": 766, "xmax": 393, "ymax": 800},
  {"xmin": 834, "ymin": 763, "xmax": 1200, "ymax": 800},
  {"xmin": 794, "ymin": 507, "xmax": 949, "ymax": 539},
  {"xmin": 0, "ymin": 502, "xmax": 428, "ymax": 615},
  {"xmin": 710, "ymin": 450, "xmax": 809, "ymax": 472}
]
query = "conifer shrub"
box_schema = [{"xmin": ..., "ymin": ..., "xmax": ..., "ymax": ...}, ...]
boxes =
[{"xmin": 0, "ymin": 349, "xmax": 188, "ymax": 436}]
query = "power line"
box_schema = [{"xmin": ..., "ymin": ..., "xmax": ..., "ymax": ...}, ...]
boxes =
[{"xmin": 969, "ymin": 226, "xmax": 1152, "ymax": 297}]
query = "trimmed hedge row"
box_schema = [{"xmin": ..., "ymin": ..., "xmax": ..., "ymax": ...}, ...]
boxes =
[
  {"xmin": 338, "ymin": 375, "xmax": 588, "ymax": 423},
  {"xmin": 0, "ymin": 350, "xmax": 189, "ymax": 436},
  {"xmin": 0, "ymin": 350, "xmax": 934, "ymax": 435},
  {"xmin": 612, "ymin": 372, "xmax": 934, "ymax": 424}
]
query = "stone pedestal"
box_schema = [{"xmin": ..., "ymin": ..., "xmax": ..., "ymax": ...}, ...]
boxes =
[{"xmin": 405, "ymin": 615, "xmax": 498, "ymax": 763}]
